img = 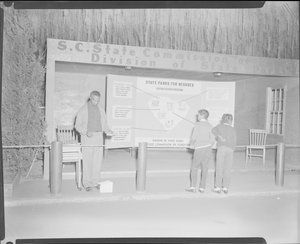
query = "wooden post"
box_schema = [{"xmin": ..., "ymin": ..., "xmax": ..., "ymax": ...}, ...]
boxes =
[
  {"xmin": 136, "ymin": 142, "xmax": 147, "ymax": 193},
  {"xmin": 275, "ymin": 142, "xmax": 285, "ymax": 186},
  {"xmin": 50, "ymin": 141, "xmax": 63, "ymax": 195}
]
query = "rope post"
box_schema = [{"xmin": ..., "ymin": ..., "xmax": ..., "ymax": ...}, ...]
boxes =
[
  {"xmin": 136, "ymin": 142, "xmax": 147, "ymax": 193},
  {"xmin": 275, "ymin": 142, "xmax": 285, "ymax": 187},
  {"xmin": 49, "ymin": 141, "xmax": 63, "ymax": 195}
]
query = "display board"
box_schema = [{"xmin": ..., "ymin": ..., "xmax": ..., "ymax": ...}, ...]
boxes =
[{"xmin": 106, "ymin": 74, "xmax": 235, "ymax": 148}]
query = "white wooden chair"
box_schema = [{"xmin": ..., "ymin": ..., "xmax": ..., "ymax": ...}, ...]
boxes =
[
  {"xmin": 246, "ymin": 129, "xmax": 268, "ymax": 164},
  {"xmin": 57, "ymin": 125, "xmax": 82, "ymax": 190}
]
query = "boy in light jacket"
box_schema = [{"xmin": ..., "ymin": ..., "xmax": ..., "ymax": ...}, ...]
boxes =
[{"xmin": 211, "ymin": 114, "xmax": 237, "ymax": 194}]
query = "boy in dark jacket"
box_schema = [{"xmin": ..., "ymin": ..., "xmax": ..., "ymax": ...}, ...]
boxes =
[{"xmin": 186, "ymin": 109, "xmax": 215, "ymax": 193}]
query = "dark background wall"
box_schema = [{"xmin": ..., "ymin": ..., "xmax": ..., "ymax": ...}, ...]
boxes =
[{"xmin": 1, "ymin": 2, "xmax": 299, "ymax": 61}]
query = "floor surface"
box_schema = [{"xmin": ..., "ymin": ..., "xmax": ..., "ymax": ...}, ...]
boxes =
[{"xmin": 3, "ymin": 149, "xmax": 300, "ymax": 244}]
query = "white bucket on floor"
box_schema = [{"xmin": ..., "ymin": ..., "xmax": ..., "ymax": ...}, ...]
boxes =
[{"xmin": 98, "ymin": 181, "xmax": 113, "ymax": 193}]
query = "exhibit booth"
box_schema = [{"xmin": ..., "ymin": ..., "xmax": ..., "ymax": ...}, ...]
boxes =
[{"xmin": 45, "ymin": 38, "xmax": 299, "ymax": 179}]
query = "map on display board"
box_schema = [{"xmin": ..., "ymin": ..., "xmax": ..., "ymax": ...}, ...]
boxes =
[{"xmin": 105, "ymin": 74, "xmax": 235, "ymax": 149}]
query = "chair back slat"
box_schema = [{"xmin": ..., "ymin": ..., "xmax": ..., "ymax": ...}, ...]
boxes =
[
  {"xmin": 57, "ymin": 125, "xmax": 79, "ymax": 144},
  {"xmin": 249, "ymin": 129, "xmax": 268, "ymax": 146}
]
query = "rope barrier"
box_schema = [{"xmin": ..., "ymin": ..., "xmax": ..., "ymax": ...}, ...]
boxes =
[
  {"xmin": 235, "ymin": 144, "xmax": 278, "ymax": 148},
  {"xmin": 285, "ymin": 144, "xmax": 300, "ymax": 148},
  {"xmin": 2, "ymin": 143, "xmax": 299, "ymax": 149},
  {"xmin": 2, "ymin": 144, "xmax": 106, "ymax": 149},
  {"xmin": 81, "ymin": 145, "xmax": 105, "ymax": 147},
  {"xmin": 2, "ymin": 145, "xmax": 51, "ymax": 149}
]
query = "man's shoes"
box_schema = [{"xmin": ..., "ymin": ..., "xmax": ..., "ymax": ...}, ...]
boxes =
[
  {"xmin": 222, "ymin": 187, "xmax": 229, "ymax": 194},
  {"xmin": 85, "ymin": 187, "xmax": 93, "ymax": 192},
  {"xmin": 198, "ymin": 188, "xmax": 205, "ymax": 194},
  {"xmin": 212, "ymin": 187, "xmax": 221, "ymax": 194},
  {"xmin": 186, "ymin": 187, "xmax": 196, "ymax": 193}
]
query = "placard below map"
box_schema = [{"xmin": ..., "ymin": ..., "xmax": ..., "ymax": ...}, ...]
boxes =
[{"xmin": 136, "ymin": 137, "xmax": 190, "ymax": 147}]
